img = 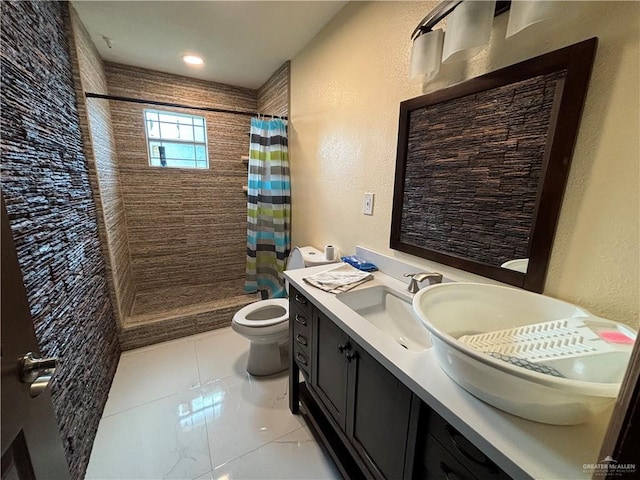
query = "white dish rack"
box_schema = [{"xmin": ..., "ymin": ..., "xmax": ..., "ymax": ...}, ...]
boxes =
[{"xmin": 458, "ymin": 318, "xmax": 636, "ymax": 381}]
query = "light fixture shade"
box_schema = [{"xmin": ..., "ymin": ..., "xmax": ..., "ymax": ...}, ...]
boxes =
[
  {"xmin": 410, "ymin": 28, "xmax": 444, "ymax": 82},
  {"xmin": 442, "ymin": 0, "xmax": 496, "ymax": 64},
  {"xmin": 506, "ymin": 1, "xmax": 562, "ymax": 38}
]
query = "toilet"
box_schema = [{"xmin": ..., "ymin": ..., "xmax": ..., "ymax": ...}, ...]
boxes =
[{"xmin": 232, "ymin": 246, "xmax": 338, "ymax": 376}]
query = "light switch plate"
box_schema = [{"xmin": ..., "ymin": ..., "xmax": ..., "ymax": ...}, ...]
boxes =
[{"xmin": 363, "ymin": 192, "xmax": 374, "ymax": 215}]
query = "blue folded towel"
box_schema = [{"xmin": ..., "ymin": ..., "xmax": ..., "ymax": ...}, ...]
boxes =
[{"xmin": 340, "ymin": 255, "xmax": 378, "ymax": 272}]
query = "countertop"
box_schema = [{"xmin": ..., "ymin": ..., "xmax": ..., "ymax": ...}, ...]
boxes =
[{"xmin": 285, "ymin": 265, "xmax": 613, "ymax": 480}]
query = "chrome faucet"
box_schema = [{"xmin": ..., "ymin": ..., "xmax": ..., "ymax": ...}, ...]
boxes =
[{"xmin": 404, "ymin": 272, "xmax": 443, "ymax": 294}]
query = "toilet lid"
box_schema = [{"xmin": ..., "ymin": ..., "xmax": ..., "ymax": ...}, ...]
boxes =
[{"xmin": 233, "ymin": 298, "xmax": 289, "ymax": 328}]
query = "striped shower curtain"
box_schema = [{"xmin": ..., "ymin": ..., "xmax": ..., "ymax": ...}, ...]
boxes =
[{"xmin": 245, "ymin": 117, "xmax": 291, "ymax": 297}]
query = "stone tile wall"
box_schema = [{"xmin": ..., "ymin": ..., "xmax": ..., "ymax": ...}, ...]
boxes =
[
  {"xmin": 67, "ymin": 6, "xmax": 135, "ymax": 326},
  {"xmin": 0, "ymin": 2, "xmax": 120, "ymax": 478},
  {"xmin": 105, "ymin": 63, "xmax": 257, "ymax": 292},
  {"xmin": 258, "ymin": 61, "xmax": 290, "ymax": 118},
  {"xmin": 401, "ymin": 71, "xmax": 564, "ymax": 266}
]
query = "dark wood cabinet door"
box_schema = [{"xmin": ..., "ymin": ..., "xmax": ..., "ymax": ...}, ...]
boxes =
[
  {"xmin": 312, "ymin": 310, "xmax": 350, "ymax": 430},
  {"xmin": 347, "ymin": 345, "xmax": 415, "ymax": 480}
]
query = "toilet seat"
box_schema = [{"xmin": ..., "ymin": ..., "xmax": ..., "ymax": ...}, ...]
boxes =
[{"xmin": 233, "ymin": 298, "xmax": 289, "ymax": 328}]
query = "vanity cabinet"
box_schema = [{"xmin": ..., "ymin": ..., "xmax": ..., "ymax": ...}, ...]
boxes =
[
  {"xmin": 289, "ymin": 286, "xmax": 511, "ymax": 480},
  {"xmin": 290, "ymin": 288, "xmax": 417, "ymax": 480},
  {"xmin": 313, "ymin": 309, "xmax": 419, "ymax": 480},
  {"xmin": 415, "ymin": 405, "xmax": 512, "ymax": 480}
]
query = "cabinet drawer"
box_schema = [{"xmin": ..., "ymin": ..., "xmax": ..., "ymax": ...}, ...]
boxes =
[
  {"xmin": 289, "ymin": 286, "xmax": 312, "ymax": 316},
  {"xmin": 426, "ymin": 412, "xmax": 511, "ymax": 480},
  {"xmin": 293, "ymin": 330, "xmax": 311, "ymax": 353},
  {"xmin": 419, "ymin": 434, "xmax": 476, "ymax": 480},
  {"xmin": 291, "ymin": 308, "xmax": 311, "ymax": 338},
  {"xmin": 294, "ymin": 346, "xmax": 310, "ymax": 378}
]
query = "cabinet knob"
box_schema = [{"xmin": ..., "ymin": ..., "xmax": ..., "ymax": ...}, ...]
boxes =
[
  {"xmin": 345, "ymin": 351, "xmax": 358, "ymax": 362},
  {"xmin": 337, "ymin": 343, "xmax": 350, "ymax": 353}
]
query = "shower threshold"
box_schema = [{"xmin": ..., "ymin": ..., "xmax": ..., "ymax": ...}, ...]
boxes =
[{"xmin": 120, "ymin": 279, "xmax": 259, "ymax": 350}]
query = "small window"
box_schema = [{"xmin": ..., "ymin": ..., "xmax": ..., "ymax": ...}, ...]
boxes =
[{"xmin": 144, "ymin": 109, "xmax": 208, "ymax": 169}]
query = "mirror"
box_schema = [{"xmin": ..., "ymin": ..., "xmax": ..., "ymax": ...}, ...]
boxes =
[{"xmin": 391, "ymin": 38, "xmax": 597, "ymax": 293}]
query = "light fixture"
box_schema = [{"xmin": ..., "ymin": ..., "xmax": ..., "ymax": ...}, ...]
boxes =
[
  {"xmin": 442, "ymin": 0, "xmax": 496, "ymax": 64},
  {"xmin": 506, "ymin": 0, "xmax": 563, "ymax": 38},
  {"xmin": 182, "ymin": 54, "xmax": 204, "ymax": 66},
  {"xmin": 410, "ymin": 1, "xmax": 511, "ymax": 82},
  {"xmin": 410, "ymin": 29, "xmax": 444, "ymax": 82}
]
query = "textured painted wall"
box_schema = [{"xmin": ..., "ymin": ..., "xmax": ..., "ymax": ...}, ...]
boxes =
[
  {"xmin": 67, "ymin": 6, "xmax": 135, "ymax": 326},
  {"xmin": 258, "ymin": 61, "xmax": 291, "ymax": 118},
  {"xmin": 105, "ymin": 63, "xmax": 256, "ymax": 292},
  {"xmin": 0, "ymin": 1, "xmax": 120, "ymax": 478},
  {"xmin": 290, "ymin": 1, "xmax": 639, "ymax": 327}
]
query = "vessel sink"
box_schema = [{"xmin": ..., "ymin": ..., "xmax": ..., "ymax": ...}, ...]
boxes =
[
  {"xmin": 413, "ymin": 282, "xmax": 636, "ymax": 425},
  {"xmin": 337, "ymin": 285, "xmax": 431, "ymax": 351}
]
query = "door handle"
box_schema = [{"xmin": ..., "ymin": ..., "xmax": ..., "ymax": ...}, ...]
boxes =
[{"xmin": 19, "ymin": 352, "xmax": 57, "ymax": 398}]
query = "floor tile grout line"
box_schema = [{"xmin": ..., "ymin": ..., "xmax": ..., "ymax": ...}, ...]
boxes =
[
  {"xmin": 193, "ymin": 335, "xmax": 216, "ymax": 476},
  {"xmin": 104, "ymin": 333, "xmax": 208, "ymax": 419},
  {"xmin": 189, "ymin": 338, "xmax": 216, "ymax": 476},
  {"xmin": 101, "ymin": 385, "xmax": 202, "ymax": 419},
  {"xmin": 210, "ymin": 424, "xmax": 307, "ymax": 472}
]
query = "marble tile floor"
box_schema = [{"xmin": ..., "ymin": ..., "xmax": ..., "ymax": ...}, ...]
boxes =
[{"xmin": 86, "ymin": 327, "xmax": 340, "ymax": 480}]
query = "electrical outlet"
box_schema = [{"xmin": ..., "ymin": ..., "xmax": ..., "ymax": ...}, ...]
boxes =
[{"xmin": 363, "ymin": 192, "xmax": 374, "ymax": 215}]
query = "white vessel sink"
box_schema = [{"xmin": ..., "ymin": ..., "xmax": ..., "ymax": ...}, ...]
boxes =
[
  {"xmin": 413, "ymin": 282, "xmax": 636, "ymax": 425},
  {"xmin": 337, "ymin": 285, "xmax": 431, "ymax": 351}
]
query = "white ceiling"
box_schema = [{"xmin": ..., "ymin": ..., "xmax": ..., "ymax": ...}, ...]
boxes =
[{"xmin": 71, "ymin": 1, "xmax": 347, "ymax": 90}]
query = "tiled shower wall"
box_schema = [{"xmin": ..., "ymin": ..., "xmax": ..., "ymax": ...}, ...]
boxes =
[
  {"xmin": 67, "ymin": 6, "xmax": 135, "ymax": 327},
  {"xmin": 105, "ymin": 64, "xmax": 257, "ymax": 292},
  {"xmin": 258, "ymin": 61, "xmax": 290, "ymax": 118},
  {"xmin": 0, "ymin": 2, "xmax": 120, "ymax": 478}
]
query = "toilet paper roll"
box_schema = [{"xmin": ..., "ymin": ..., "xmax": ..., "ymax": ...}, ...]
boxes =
[{"xmin": 324, "ymin": 244, "xmax": 337, "ymax": 262}]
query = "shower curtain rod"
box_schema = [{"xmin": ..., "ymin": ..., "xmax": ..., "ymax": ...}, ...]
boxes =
[{"xmin": 84, "ymin": 92, "xmax": 288, "ymax": 120}]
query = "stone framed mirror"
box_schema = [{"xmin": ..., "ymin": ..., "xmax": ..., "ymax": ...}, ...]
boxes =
[{"xmin": 390, "ymin": 38, "xmax": 597, "ymax": 293}]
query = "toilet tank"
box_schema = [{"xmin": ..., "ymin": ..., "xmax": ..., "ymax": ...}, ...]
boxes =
[{"xmin": 287, "ymin": 246, "xmax": 335, "ymax": 270}]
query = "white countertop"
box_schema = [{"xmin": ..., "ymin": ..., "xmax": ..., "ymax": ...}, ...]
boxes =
[{"xmin": 285, "ymin": 265, "xmax": 613, "ymax": 480}]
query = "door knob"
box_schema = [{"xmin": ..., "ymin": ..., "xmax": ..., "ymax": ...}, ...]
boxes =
[{"xmin": 19, "ymin": 352, "xmax": 57, "ymax": 397}]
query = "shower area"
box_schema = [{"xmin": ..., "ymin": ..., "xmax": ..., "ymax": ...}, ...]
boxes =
[{"xmin": 73, "ymin": 25, "xmax": 290, "ymax": 350}]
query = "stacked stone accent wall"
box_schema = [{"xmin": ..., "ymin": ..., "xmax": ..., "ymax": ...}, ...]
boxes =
[
  {"xmin": 0, "ymin": 2, "xmax": 120, "ymax": 478},
  {"xmin": 400, "ymin": 71, "xmax": 565, "ymax": 266},
  {"xmin": 258, "ymin": 61, "xmax": 290, "ymax": 118}
]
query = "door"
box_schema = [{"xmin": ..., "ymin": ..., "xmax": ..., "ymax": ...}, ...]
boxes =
[
  {"xmin": 1, "ymin": 197, "xmax": 70, "ymax": 479},
  {"xmin": 347, "ymin": 344, "xmax": 416, "ymax": 480},
  {"xmin": 312, "ymin": 309, "xmax": 350, "ymax": 430}
]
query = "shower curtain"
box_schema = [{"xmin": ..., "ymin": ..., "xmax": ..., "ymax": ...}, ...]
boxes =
[{"xmin": 245, "ymin": 117, "xmax": 291, "ymax": 298}]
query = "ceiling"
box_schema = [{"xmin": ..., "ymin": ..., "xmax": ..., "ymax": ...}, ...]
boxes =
[{"xmin": 71, "ymin": 1, "xmax": 347, "ymax": 90}]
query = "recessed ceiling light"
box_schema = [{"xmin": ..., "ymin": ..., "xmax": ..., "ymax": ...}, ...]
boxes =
[{"xmin": 182, "ymin": 55, "xmax": 204, "ymax": 66}]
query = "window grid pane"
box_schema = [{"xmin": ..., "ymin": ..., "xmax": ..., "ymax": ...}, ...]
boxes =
[{"xmin": 144, "ymin": 109, "xmax": 208, "ymax": 169}]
